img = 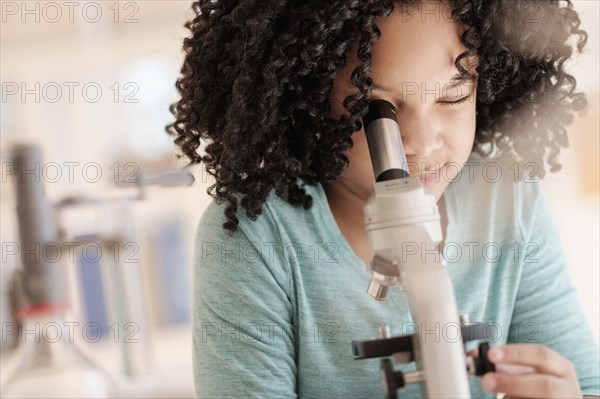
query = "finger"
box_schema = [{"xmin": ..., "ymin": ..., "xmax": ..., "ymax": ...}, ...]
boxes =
[
  {"xmin": 495, "ymin": 363, "xmax": 536, "ymax": 376},
  {"xmin": 500, "ymin": 394, "xmax": 528, "ymax": 399},
  {"xmin": 481, "ymin": 372, "xmax": 571, "ymax": 398},
  {"xmin": 487, "ymin": 344, "xmax": 574, "ymax": 377},
  {"xmin": 468, "ymin": 348, "xmax": 479, "ymax": 358}
]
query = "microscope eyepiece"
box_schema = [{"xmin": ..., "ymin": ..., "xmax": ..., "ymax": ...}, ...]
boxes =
[
  {"xmin": 364, "ymin": 99, "xmax": 398, "ymax": 127},
  {"xmin": 364, "ymin": 100, "xmax": 410, "ymax": 182}
]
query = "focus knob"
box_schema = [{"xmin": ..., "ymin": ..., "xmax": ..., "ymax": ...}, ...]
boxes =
[{"xmin": 475, "ymin": 342, "xmax": 497, "ymax": 376}]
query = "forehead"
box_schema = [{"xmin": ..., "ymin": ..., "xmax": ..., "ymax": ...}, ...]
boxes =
[{"xmin": 370, "ymin": 2, "xmax": 467, "ymax": 87}]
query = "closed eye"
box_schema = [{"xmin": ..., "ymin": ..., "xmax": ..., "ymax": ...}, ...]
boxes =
[{"xmin": 440, "ymin": 96, "xmax": 470, "ymax": 106}]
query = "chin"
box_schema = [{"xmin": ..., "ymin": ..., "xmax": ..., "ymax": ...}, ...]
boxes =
[{"xmin": 428, "ymin": 183, "xmax": 448, "ymax": 203}]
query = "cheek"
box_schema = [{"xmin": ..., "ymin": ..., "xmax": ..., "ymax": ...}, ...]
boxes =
[
  {"xmin": 346, "ymin": 130, "xmax": 372, "ymax": 173},
  {"xmin": 443, "ymin": 105, "xmax": 477, "ymax": 154},
  {"xmin": 344, "ymin": 130, "xmax": 376, "ymax": 187}
]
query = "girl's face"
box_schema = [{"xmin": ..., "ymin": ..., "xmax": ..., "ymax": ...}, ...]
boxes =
[{"xmin": 328, "ymin": 1, "xmax": 478, "ymax": 203}]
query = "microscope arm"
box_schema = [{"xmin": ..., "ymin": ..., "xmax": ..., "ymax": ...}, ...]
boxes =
[
  {"xmin": 393, "ymin": 225, "xmax": 471, "ymax": 398},
  {"xmin": 363, "ymin": 180, "xmax": 471, "ymax": 398}
]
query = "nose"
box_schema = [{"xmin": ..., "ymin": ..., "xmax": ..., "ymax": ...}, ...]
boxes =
[{"xmin": 398, "ymin": 111, "xmax": 443, "ymax": 159}]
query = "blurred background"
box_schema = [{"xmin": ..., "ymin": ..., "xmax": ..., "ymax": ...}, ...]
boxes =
[{"xmin": 0, "ymin": 1, "xmax": 598, "ymax": 398}]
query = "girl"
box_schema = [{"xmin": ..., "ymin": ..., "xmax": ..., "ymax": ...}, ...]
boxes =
[{"xmin": 167, "ymin": 0, "xmax": 600, "ymax": 398}]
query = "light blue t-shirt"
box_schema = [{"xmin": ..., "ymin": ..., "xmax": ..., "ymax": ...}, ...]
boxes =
[{"xmin": 192, "ymin": 152, "xmax": 600, "ymax": 398}]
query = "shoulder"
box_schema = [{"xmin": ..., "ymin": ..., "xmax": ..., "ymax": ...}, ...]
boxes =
[
  {"xmin": 193, "ymin": 179, "xmax": 329, "ymax": 293},
  {"xmin": 195, "ymin": 178, "xmax": 326, "ymax": 243}
]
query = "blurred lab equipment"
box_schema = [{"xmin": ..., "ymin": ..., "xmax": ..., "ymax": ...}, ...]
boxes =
[
  {"xmin": 1, "ymin": 143, "xmax": 194, "ymax": 398},
  {"xmin": 1, "ymin": 144, "xmax": 116, "ymax": 398}
]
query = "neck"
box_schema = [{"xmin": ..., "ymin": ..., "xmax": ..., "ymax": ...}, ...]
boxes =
[{"xmin": 322, "ymin": 181, "xmax": 366, "ymax": 230}]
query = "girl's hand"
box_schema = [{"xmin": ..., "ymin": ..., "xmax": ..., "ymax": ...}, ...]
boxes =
[{"xmin": 467, "ymin": 344, "xmax": 583, "ymax": 398}]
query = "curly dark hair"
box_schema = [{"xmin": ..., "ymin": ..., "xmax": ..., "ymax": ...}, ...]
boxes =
[{"xmin": 166, "ymin": 0, "xmax": 588, "ymax": 234}]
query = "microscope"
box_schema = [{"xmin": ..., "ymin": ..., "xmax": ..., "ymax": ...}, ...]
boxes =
[
  {"xmin": 2, "ymin": 143, "xmax": 194, "ymax": 397},
  {"xmin": 350, "ymin": 100, "xmax": 496, "ymax": 398}
]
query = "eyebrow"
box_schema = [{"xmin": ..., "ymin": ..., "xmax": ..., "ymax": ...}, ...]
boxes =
[{"xmin": 372, "ymin": 73, "xmax": 476, "ymax": 94}]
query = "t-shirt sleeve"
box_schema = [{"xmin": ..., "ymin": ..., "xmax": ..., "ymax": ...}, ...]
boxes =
[
  {"xmin": 191, "ymin": 203, "xmax": 297, "ymax": 398},
  {"xmin": 508, "ymin": 180, "xmax": 600, "ymax": 396}
]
